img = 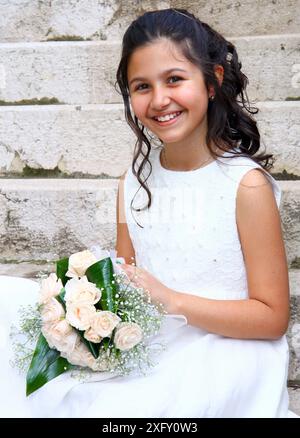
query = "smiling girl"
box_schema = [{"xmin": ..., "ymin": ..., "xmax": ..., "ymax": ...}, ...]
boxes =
[
  {"xmin": 113, "ymin": 8, "xmax": 297, "ymax": 417},
  {"xmin": 0, "ymin": 7, "xmax": 297, "ymax": 419}
]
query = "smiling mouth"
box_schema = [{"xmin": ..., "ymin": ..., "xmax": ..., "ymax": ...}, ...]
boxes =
[{"xmin": 152, "ymin": 111, "xmax": 183, "ymax": 126}]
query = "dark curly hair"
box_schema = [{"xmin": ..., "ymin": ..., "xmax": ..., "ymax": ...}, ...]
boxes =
[{"xmin": 115, "ymin": 8, "xmax": 274, "ymax": 226}]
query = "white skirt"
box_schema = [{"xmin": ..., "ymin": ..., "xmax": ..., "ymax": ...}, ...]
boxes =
[{"xmin": 0, "ymin": 275, "xmax": 298, "ymax": 418}]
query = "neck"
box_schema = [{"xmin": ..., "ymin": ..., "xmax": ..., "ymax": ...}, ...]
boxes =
[
  {"xmin": 160, "ymin": 116, "xmax": 212, "ymax": 170},
  {"xmin": 162, "ymin": 140, "xmax": 218, "ymax": 171}
]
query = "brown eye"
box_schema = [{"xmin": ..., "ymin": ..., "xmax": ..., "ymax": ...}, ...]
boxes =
[
  {"xmin": 168, "ymin": 76, "xmax": 182, "ymax": 83},
  {"xmin": 135, "ymin": 83, "xmax": 148, "ymax": 91}
]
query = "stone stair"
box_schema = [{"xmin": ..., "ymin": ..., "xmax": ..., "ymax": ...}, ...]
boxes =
[{"xmin": 0, "ymin": 0, "xmax": 299, "ymax": 415}]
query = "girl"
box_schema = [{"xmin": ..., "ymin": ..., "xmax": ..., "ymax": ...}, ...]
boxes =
[
  {"xmin": 0, "ymin": 8, "xmax": 297, "ymax": 418},
  {"xmin": 115, "ymin": 8, "xmax": 296, "ymax": 417}
]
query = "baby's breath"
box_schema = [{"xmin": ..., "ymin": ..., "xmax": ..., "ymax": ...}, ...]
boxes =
[
  {"xmin": 85, "ymin": 271, "xmax": 166, "ymax": 376},
  {"xmin": 9, "ymin": 304, "xmax": 42, "ymax": 372},
  {"xmin": 115, "ymin": 272, "xmax": 163, "ymax": 338}
]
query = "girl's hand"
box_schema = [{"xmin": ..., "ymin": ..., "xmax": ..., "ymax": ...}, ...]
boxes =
[{"xmin": 118, "ymin": 264, "xmax": 177, "ymax": 313}]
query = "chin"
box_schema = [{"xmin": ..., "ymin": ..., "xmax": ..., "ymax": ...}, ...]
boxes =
[{"xmin": 160, "ymin": 135, "xmax": 184, "ymax": 145}]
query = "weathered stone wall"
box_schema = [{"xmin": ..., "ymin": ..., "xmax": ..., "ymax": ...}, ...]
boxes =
[
  {"xmin": 0, "ymin": 36, "xmax": 299, "ymax": 104},
  {"xmin": 0, "ymin": 0, "xmax": 299, "ymax": 42},
  {"xmin": 0, "ymin": 102, "xmax": 299, "ymax": 177},
  {"xmin": 0, "ymin": 0, "xmax": 299, "ymax": 412}
]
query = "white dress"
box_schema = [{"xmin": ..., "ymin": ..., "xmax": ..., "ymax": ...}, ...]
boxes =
[{"xmin": 0, "ymin": 147, "xmax": 298, "ymax": 418}]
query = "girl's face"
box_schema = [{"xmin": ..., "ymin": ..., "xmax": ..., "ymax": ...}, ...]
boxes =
[{"xmin": 127, "ymin": 38, "xmax": 210, "ymax": 148}]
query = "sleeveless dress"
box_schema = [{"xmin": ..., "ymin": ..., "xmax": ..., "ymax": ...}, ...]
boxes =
[{"xmin": 0, "ymin": 147, "xmax": 298, "ymax": 418}]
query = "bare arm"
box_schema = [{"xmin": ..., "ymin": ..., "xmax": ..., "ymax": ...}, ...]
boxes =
[
  {"xmin": 116, "ymin": 171, "xmax": 136, "ymax": 265},
  {"xmin": 169, "ymin": 169, "xmax": 290, "ymax": 340}
]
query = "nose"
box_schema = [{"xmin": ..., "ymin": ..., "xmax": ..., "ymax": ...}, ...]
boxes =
[{"xmin": 150, "ymin": 86, "xmax": 171, "ymax": 110}]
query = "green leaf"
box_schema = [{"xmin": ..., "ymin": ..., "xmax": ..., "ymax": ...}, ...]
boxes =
[
  {"xmin": 78, "ymin": 330, "xmax": 100, "ymax": 359},
  {"xmin": 56, "ymin": 257, "xmax": 70, "ymax": 286},
  {"xmin": 26, "ymin": 333, "xmax": 73, "ymax": 396},
  {"xmin": 56, "ymin": 287, "xmax": 66, "ymax": 309},
  {"xmin": 86, "ymin": 258, "xmax": 117, "ymax": 312},
  {"xmin": 102, "ymin": 337, "xmax": 111, "ymax": 351}
]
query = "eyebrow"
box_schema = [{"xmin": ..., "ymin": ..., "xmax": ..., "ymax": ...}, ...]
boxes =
[{"xmin": 129, "ymin": 68, "xmax": 188, "ymax": 86}]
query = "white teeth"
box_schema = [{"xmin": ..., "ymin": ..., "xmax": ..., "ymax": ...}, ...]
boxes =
[{"xmin": 155, "ymin": 111, "xmax": 181, "ymax": 122}]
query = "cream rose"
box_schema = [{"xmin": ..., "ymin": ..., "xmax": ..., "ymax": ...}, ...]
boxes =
[
  {"xmin": 64, "ymin": 276, "xmax": 101, "ymax": 305},
  {"xmin": 91, "ymin": 311, "xmax": 121, "ymax": 338},
  {"xmin": 61, "ymin": 341, "xmax": 97, "ymax": 369},
  {"xmin": 66, "ymin": 250, "xmax": 98, "ymax": 278},
  {"xmin": 66, "ymin": 302, "xmax": 96, "ymax": 331},
  {"xmin": 39, "ymin": 273, "xmax": 63, "ymax": 305},
  {"xmin": 41, "ymin": 297, "xmax": 65, "ymax": 324},
  {"xmin": 84, "ymin": 327, "xmax": 103, "ymax": 344},
  {"xmin": 42, "ymin": 319, "xmax": 79, "ymax": 354},
  {"xmin": 114, "ymin": 322, "xmax": 143, "ymax": 351}
]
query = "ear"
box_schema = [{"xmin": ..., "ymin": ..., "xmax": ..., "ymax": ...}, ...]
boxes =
[
  {"xmin": 208, "ymin": 65, "xmax": 225, "ymax": 98},
  {"xmin": 214, "ymin": 65, "xmax": 224, "ymax": 86}
]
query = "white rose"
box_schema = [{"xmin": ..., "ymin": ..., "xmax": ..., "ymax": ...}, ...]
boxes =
[
  {"xmin": 41, "ymin": 297, "xmax": 65, "ymax": 324},
  {"xmin": 66, "ymin": 302, "xmax": 96, "ymax": 330},
  {"xmin": 62, "ymin": 341, "xmax": 97, "ymax": 370},
  {"xmin": 66, "ymin": 250, "xmax": 98, "ymax": 278},
  {"xmin": 39, "ymin": 273, "xmax": 63, "ymax": 305},
  {"xmin": 42, "ymin": 319, "xmax": 79, "ymax": 354},
  {"xmin": 114, "ymin": 322, "xmax": 143, "ymax": 351},
  {"xmin": 91, "ymin": 311, "xmax": 121, "ymax": 338},
  {"xmin": 84, "ymin": 327, "xmax": 103, "ymax": 344},
  {"xmin": 64, "ymin": 276, "xmax": 101, "ymax": 305}
]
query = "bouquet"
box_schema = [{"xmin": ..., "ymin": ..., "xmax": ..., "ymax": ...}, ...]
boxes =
[{"xmin": 10, "ymin": 247, "xmax": 165, "ymax": 396}]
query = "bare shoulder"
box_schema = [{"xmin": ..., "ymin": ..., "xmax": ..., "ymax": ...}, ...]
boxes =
[
  {"xmin": 237, "ymin": 168, "xmax": 278, "ymax": 210},
  {"xmin": 236, "ymin": 168, "xmax": 282, "ymax": 249},
  {"xmin": 238, "ymin": 167, "xmax": 273, "ymax": 190}
]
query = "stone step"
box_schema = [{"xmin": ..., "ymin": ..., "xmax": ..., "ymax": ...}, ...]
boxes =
[
  {"xmin": 280, "ymin": 181, "xmax": 300, "ymax": 268},
  {"xmin": 288, "ymin": 387, "xmax": 300, "ymax": 416},
  {"xmin": 0, "ymin": 261, "xmax": 55, "ymax": 280},
  {"xmin": 255, "ymin": 102, "xmax": 300, "ymax": 176},
  {"xmin": 1, "ymin": 0, "xmax": 299, "ymax": 42},
  {"xmin": 0, "ymin": 178, "xmax": 118, "ymax": 262},
  {"xmin": 0, "ymin": 104, "xmax": 134, "ymax": 177},
  {"xmin": 0, "ymin": 102, "xmax": 299, "ymax": 177},
  {"xmin": 0, "ymin": 35, "xmax": 299, "ymax": 105},
  {"xmin": 0, "ymin": 178, "xmax": 299, "ymax": 265},
  {"xmin": 0, "ymin": 41, "xmax": 122, "ymax": 105},
  {"xmin": 288, "ymin": 269, "xmax": 300, "ymax": 382}
]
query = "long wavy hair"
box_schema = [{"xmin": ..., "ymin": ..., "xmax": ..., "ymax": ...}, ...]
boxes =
[{"xmin": 115, "ymin": 8, "xmax": 274, "ymax": 226}]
